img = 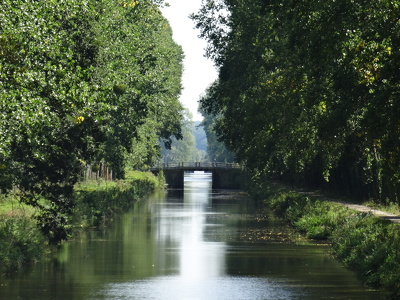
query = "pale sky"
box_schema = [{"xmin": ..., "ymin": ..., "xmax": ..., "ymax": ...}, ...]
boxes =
[{"xmin": 161, "ymin": 0, "xmax": 218, "ymax": 121}]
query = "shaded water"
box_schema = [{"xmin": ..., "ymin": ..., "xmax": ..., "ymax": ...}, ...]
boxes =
[{"xmin": 0, "ymin": 172, "xmax": 389, "ymax": 299}]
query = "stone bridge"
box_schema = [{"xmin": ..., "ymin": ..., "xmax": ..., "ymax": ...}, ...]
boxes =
[{"xmin": 150, "ymin": 162, "xmax": 244, "ymax": 189}]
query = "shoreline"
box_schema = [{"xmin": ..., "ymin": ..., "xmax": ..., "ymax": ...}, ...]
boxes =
[
  {"xmin": 0, "ymin": 171, "xmax": 161, "ymax": 275},
  {"xmin": 250, "ymin": 180, "xmax": 400, "ymax": 297}
]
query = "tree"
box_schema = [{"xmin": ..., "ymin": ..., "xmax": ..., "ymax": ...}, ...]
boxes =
[
  {"xmin": 192, "ymin": 121, "xmax": 207, "ymax": 152},
  {"xmin": 198, "ymin": 82, "xmax": 235, "ymax": 162},
  {"xmin": 193, "ymin": 0, "xmax": 400, "ymax": 201},
  {"xmin": 91, "ymin": 0, "xmax": 184, "ymax": 178},
  {"xmin": 0, "ymin": 0, "xmax": 184, "ymax": 244},
  {"xmin": 0, "ymin": 0, "xmax": 107, "ymax": 243},
  {"xmin": 160, "ymin": 111, "xmax": 206, "ymax": 163}
]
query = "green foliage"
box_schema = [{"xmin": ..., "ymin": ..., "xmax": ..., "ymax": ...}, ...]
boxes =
[
  {"xmin": 0, "ymin": 172, "xmax": 158, "ymax": 274},
  {"xmin": 73, "ymin": 178, "xmax": 155, "ymax": 228},
  {"xmin": 265, "ymin": 188, "xmax": 352, "ymax": 240},
  {"xmin": 293, "ymin": 201, "xmax": 352, "ymax": 240},
  {"xmin": 193, "ymin": 0, "xmax": 400, "ymax": 202},
  {"xmin": 155, "ymin": 169, "xmax": 165, "ymax": 187},
  {"xmin": 199, "ymin": 82, "xmax": 235, "ymax": 162},
  {"xmin": 0, "ymin": 0, "xmax": 183, "ymax": 244},
  {"xmin": 331, "ymin": 214, "xmax": 399, "ymax": 289},
  {"xmin": 93, "ymin": 0, "xmax": 184, "ymax": 176},
  {"xmin": 0, "ymin": 217, "xmax": 47, "ymax": 273},
  {"xmin": 125, "ymin": 170, "xmax": 164, "ymax": 191},
  {"xmin": 193, "ymin": 121, "xmax": 207, "ymax": 152},
  {"xmin": 256, "ymin": 181, "xmax": 400, "ymax": 294},
  {"xmin": 0, "ymin": 0, "xmax": 103, "ymax": 244},
  {"xmin": 160, "ymin": 112, "xmax": 207, "ymax": 163}
]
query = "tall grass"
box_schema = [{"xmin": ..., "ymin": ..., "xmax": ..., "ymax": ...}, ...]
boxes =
[
  {"xmin": 0, "ymin": 216, "xmax": 48, "ymax": 273},
  {"xmin": 0, "ymin": 193, "xmax": 47, "ymax": 273}
]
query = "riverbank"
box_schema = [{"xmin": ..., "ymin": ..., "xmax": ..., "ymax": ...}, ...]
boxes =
[
  {"xmin": 0, "ymin": 171, "xmax": 162, "ymax": 275},
  {"xmin": 250, "ymin": 180, "xmax": 400, "ymax": 297}
]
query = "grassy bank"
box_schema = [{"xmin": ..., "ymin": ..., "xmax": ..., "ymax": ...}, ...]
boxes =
[
  {"xmin": 72, "ymin": 171, "xmax": 161, "ymax": 228},
  {"xmin": 0, "ymin": 171, "xmax": 162, "ymax": 274},
  {"xmin": 250, "ymin": 181, "xmax": 400, "ymax": 296},
  {"xmin": 0, "ymin": 192, "xmax": 45, "ymax": 274}
]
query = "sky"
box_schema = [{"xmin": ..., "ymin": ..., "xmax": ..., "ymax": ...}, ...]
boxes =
[{"xmin": 160, "ymin": 0, "xmax": 218, "ymax": 121}]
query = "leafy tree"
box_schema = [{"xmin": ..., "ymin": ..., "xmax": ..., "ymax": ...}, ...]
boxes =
[
  {"xmin": 160, "ymin": 111, "xmax": 206, "ymax": 163},
  {"xmin": 0, "ymin": 0, "xmax": 183, "ymax": 244},
  {"xmin": 0, "ymin": 0, "xmax": 105, "ymax": 243},
  {"xmin": 198, "ymin": 82, "xmax": 235, "ymax": 163},
  {"xmin": 192, "ymin": 121, "xmax": 207, "ymax": 152},
  {"xmin": 91, "ymin": 0, "xmax": 184, "ymax": 178},
  {"xmin": 193, "ymin": 0, "xmax": 400, "ymax": 202}
]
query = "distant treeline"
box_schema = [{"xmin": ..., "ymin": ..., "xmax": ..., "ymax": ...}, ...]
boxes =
[{"xmin": 193, "ymin": 0, "xmax": 400, "ymax": 202}]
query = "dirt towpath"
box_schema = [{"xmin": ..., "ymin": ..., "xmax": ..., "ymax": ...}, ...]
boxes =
[
  {"xmin": 272, "ymin": 182, "xmax": 400, "ymax": 223},
  {"xmin": 298, "ymin": 190, "xmax": 400, "ymax": 223}
]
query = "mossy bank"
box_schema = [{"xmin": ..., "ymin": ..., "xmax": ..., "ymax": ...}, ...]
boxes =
[
  {"xmin": 250, "ymin": 181, "xmax": 400, "ymax": 297},
  {"xmin": 0, "ymin": 171, "xmax": 162, "ymax": 275}
]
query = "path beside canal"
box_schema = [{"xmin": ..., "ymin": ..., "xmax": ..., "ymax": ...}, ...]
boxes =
[
  {"xmin": 299, "ymin": 190, "xmax": 400, "ymax": 223},
  {"xmin": 272, "ymin": 182, "xmax": 400, "ymax": 223}
]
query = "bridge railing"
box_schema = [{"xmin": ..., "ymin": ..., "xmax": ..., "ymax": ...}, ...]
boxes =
[{"xmin": 150, "ymin": 162, "xmax": 241, "ymax": 170}]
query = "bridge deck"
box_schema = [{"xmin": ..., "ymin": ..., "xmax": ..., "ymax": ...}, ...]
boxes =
[{"xmin": 150, "ymin": 162, "xmax": 241, "ymax": 171}]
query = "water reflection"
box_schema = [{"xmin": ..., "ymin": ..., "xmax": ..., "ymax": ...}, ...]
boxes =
[
  {"xmin": 94, "ymin": 172, "xmax": 299, "ymax": 299},
  {"xmin": 91, "ymin": 172, "xmax": 386, "ymax": 299},
  {"xmin": 98, "ymin": 276, "xmax": 300, "ymax": 300},
  {"xmin": 157, "ymin": 172, "xmax": 226, "ymax": 281},
  {"xmin": 0, "ymin": 172, "xmax": 390, "ymax": 299},
  {"xmin": 180, "ymin": 199, "xmax": 225, "ymax": 281}
]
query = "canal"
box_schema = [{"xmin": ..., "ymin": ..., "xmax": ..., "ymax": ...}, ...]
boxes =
[{"xmin": 0, "ymin": 172, "xmax": 389, "ymax": 299}]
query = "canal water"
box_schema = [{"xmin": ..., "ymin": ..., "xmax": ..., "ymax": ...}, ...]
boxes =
[{"xmin": 0, "ymin": 172, "xmax": 389, "ymax": 299}]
